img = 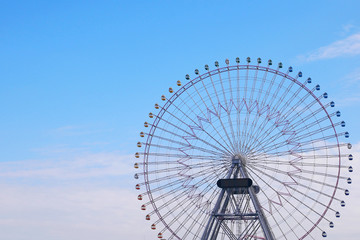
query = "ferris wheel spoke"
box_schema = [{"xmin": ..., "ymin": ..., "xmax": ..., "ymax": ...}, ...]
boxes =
[
  {"xmin": 227, "ymin": 64, "xmax": 239, "ymax": 151},
  {"xmin": 250, "ymin": 158, "xmax": 344, "ymax": 170},
  {"xmin": 138, "ymin": 59, "xmax": 349, "ymax": 239},
  {"xmin": 270, "ymin": 75, "xmax": 297, "ymax": 114},
  {"xmin": 286, "ymin": 99, "xmax": 321, "ymax": 126},
  {"xmin": 290, "ymin": 114, "xmax": 337, "ymax": 137},
  {"xmin": 215, "ymin": 69, "xmax": 238, "ymax": 152},
  {"xmin": 257, "ymin": 131, "xmax": 342, "ymax": 155},
  {"xmin": 206, "ymin": 69, "xmax": 239, "ymax": 153},
  {"xmin": 243, "ymin": 112, "xmax": 278, "ymax": 152},
  {"xmin": 147, "ymin": 174, "xmax": 218, "ymax": 216},
  {"xmin": 264, "ymin": 68, "xmax": 288, "ymax": 108},
  {"xmin": 247, "ymin": 162, "xmax": 340, "ymax": 191},
  {"xmin": 192, "ymin": 76, "xmax": 237, "ymax": 153},
  {"xmin": 250, "ymin": 127, "xmax": 288, "ymax": 153},
  {"xmin": 145, "ymin": 133, "xmax": 226, "ymax": 156},
  {"xmin": 255, "ymin": 64, "xmax": 271, "ymax": 105},
  {"xmin": 246, "ymin": 166, "xmax": 331, "ymax": 231},
  {"xmin": 275, "ymin": 81, "xmax": 315, "ymax": 123},
  {"xmin": 250, "ymin": 161, "xmax": 345, "ymax": 183},
  {"xmin": 158, "ymin": 102, "xmax": 234, "ymax": 154},
  {"xmin": 246, "ymin": 171, "xmax": 300, "ymax": 240},
  {"xmin": 144, "ymin": 152, "xmax": 227, "ymax": 161},
  {"xmin": 272, "ymin": 143, "xmax": 346, "ymax": 155},
  {"xmin": 278, "ymin": 79, "xmax": 310, "ymax": 116},
  {"xmin": 147, "ymin": 165, "xmax": 226, "ymax": 208},
  {"xmin": 282, "ymin": 93, "xmax": 319, "ymax": 125},
  {"xmin": 236, "ymin": 65, "xmax": 241, "ymax": 152},
  {"xmin": 290, "ymin": 172, "xmax": 347, "ymax": 191},
  {"xmin": 248, "ymin": 163, "xmax": 343, "ymax": 203},
  {"xmin": 138, "ymin": 161, "xmax": 219, "ymax": 179},
  {"xmin": 199, "ymin": 72, "xmax": 238, "ymax": 152},
  {"xmin": 250, "ymin": 62, "xmax": 260, "ymax": 102}
]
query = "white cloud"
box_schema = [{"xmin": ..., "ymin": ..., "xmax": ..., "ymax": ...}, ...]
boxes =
[
  {"xmin": 1, "ymin": 143, "xmax": 359, "ymax": 240},
  {"xmin": 0, "ymin": 152, "xmax": 133, "ymax": 180},
  {"xmin": 0, "ymin": 184, "xmax": 151, "ymax": 240},
  {"xmin": 48, "ymin": 125, "xmax": 114, "ymax": 137},
  {"xmin": 341, "ymin": 24, "xmax": 356, "ymax": 34},
  {"xmin": 0, "ymin": 150, "xmax": 153, "ymax": 240},
  {"xmin": 332, "ymin": 68, "xmax": 360, "ymax": 107},
  {"xmin": 343, "ymin": 68, "xmax": 360, "ymax": 86},
  {"xmin": 299, "ymin": 33, "xmax": 360, "ymax": 61}
]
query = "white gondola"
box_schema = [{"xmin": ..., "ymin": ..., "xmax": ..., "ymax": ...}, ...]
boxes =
[{"xmin": 347, "ymin": 178, "xmax": 352, "ymax": 184}]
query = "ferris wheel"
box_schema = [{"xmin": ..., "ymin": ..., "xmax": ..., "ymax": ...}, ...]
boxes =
[{"xmin": 134, "ymin": 57, "xmax": 353, "ymax": 239}]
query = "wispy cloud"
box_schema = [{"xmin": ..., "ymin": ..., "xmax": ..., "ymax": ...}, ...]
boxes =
[
  {"xmin": 332, "ymin": 68, "xmax": 360, "ymax": 107},
  {"xmin": 0, "ymin": 151, "xmax": 151, "ymax": 239},
  {"xmin": 0, "ymin": 152, "xmax": 132, "ymax": 180},
  {"xmin": 342, "ymin": 24, "xmax": 356, "ymax": 34},
  {"xmin": 0, "ymin": 184, "xmax": 150, "ymax": 240},
  {"xmin": 1, "ymin": 143, "xmax": 359, "ymax": 240},
  {"xmin": 299, "ymin": 33, "xmax": 360, "ymax": 61}
]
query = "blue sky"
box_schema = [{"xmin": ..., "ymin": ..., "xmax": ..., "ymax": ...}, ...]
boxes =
[{"xmin": 0, "ymin": 1, "xmax": 360, "ymax": 239}]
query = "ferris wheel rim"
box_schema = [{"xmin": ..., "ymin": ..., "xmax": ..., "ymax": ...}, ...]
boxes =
[{"xmin": 142, "ymin": 63, "xmax": 342, "ymax": 239}]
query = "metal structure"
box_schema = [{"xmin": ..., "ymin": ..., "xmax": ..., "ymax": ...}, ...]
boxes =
[{"xmin": 134, "ymin": 57, "xmax": 352, "ymax": 239}]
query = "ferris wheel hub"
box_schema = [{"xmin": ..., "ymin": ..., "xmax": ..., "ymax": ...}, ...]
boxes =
[{"xmin": 233, "ymin": 153, "xmax": 248, "ymax": 165}]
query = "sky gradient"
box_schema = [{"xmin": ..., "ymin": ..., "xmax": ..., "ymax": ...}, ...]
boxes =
[{"xmin": 0, "ymin": 1, "xmax": 360, "ymax": 239}]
